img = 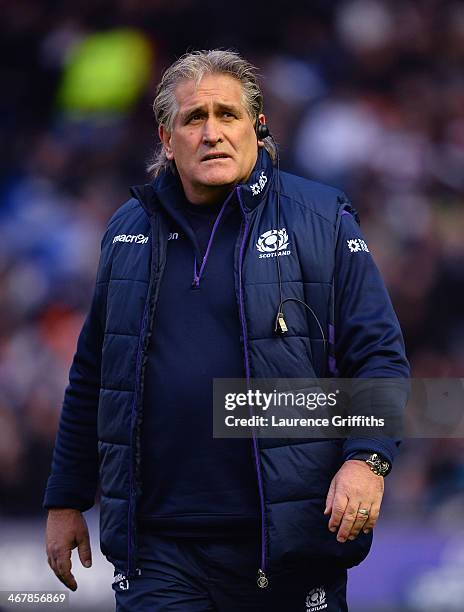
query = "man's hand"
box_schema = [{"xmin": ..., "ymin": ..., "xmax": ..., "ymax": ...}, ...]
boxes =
[
  {"xmin": 324, "ymin": 460, "xmax": 384, "ymax": 543},
  {"xmin": 46, "ymin": 508, "xmax": 92, "ymax": 591}
]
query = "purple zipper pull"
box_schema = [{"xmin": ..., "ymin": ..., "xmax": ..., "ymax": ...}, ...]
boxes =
[
  {"xmin": 192, "ymin": 256, "xmax": 200, "ymax": 288},
  {"xmin": 190, "ymin": 188, "xmax": 236, "ymax": 288}
]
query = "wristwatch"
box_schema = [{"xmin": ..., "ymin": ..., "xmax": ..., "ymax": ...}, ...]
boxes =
[{"xmin": 350, "ymin": 452, "xmax": 391, "ymax": 477}]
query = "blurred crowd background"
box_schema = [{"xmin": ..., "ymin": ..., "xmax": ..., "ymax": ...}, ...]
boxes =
[{"xmin": 1, "ymin": 0, "xmax": 464, "ymax": 610}]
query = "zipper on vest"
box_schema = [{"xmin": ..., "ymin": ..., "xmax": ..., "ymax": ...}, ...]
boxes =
[
  {"xmin": 191, "ymin": 189, "xmax": 235, "ymax": 287},
  {"xmin": 257, "ymin": 568, "xmax": 269, "ymax": 588},
  {"xmin": 236, "ymin": 186, "xmax": 269, "ymax": 587},
  {"xmin": 128, "ymin": 298, "xmax": 150, "ymax": 575},
  {"xmin": 127, "ymin": 211, "xmax": 168, "ymax": 576}
]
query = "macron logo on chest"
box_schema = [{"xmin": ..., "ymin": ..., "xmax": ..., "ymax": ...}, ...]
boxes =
[
  {"xmin": 113, "ymin": 233, "xmax": 148, "ymax": 245},
  {"xmin": 112, "ymin": 232, "xmax": 180, "ymax": 245}
]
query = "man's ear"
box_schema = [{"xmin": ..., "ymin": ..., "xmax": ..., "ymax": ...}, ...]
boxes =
[
  {"xmin": 159, "ymin": 125, "xmax": 174, "ymax": 160},
  {"xmin": 257, "ymin": 113, "xmax": 267, "ymax": 148}
]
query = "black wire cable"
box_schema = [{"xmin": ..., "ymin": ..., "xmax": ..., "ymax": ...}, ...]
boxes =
[{"xmin": 270, "ymin": 137, "xmax": 326, "ymax": 349}]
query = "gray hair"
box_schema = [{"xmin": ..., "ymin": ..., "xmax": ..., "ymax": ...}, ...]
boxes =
[{"xmin": 147, "ymin": 49, "xmax": 276, "ymax": 178}]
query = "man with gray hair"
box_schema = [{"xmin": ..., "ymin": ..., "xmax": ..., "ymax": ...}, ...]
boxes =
[{"xmin": 44, "ymin": 49, "xmax": 408, "ymax": 610}]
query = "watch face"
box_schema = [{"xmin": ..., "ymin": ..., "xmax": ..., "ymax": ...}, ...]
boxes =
[{"xmin": 367, "ymin": 454, "xmax": 390, "ymax": 476}]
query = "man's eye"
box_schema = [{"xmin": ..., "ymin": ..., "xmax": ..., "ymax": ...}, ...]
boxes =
[
  {"xmin": 223, "ymin": 112, "xmax": 235, "ymax": 119},
  {"xmin": 187, "ymin": 114, "xmax": 203, "ymax": 123}
]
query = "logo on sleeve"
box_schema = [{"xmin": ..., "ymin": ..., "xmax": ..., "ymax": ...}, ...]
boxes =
[
  {"xmin": 256, "ymin": 228, "xmax": 291, "ymax": 258},
  {"xmin": 347, "ymin": 238, "xmax": 369, "ymax": 253},
  {"xmin": 306, "ymin": 586, "xmax": 327, "ymax": 610}
]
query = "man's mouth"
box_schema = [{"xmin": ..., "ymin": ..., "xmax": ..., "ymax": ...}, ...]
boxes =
[{"xmin": 201, "ymin": 153, "xmax": 230, "ymax": 162}]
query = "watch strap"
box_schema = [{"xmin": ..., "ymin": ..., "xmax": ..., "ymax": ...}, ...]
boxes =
[{"xmin": 349, "ymin": 452, "xmax": 391, "ymax": 476}]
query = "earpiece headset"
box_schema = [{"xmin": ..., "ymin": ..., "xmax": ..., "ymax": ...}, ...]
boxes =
[
  {"xmin": 256, "ymin": 121, "xmax": 270, "ymax": 141},
  {"xmin": 255, "ymin": 119, "xmax": 327, "ymax": 358}
]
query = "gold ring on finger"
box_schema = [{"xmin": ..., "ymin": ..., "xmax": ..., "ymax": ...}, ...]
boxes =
[{"xmin": 358, "ymin": 508, "xmax": 369, "ymax": 517}]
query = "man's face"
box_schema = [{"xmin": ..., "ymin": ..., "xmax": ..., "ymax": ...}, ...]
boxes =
[{"xmin": 159, "ymin": 73, "xmax": 264, "ymax": 204}]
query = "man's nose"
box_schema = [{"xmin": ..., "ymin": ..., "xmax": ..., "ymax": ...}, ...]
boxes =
[{"xmin": 202, "ymin": 118, "xmax": 223, "ymax": 145}]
